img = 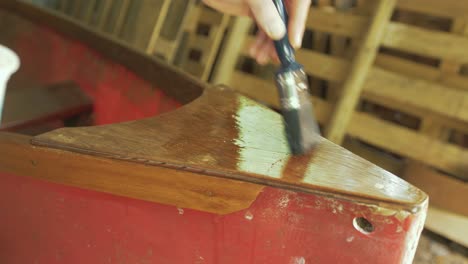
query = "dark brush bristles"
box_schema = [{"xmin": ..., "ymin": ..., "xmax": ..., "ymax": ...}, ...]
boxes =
[{"xmin": 275, "ymin": 67, "xmax": 321, "ymax": 155}]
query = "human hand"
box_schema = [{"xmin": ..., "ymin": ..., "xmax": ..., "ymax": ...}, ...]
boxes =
[{"xmin": 202, "ymin": 0, "xmax": 311, "ymax": 65}]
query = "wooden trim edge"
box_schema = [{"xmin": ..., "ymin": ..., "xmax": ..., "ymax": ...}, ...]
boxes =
[{"xmin": 0, "ymin": 132, "xmax": 263, "ymax": 215}]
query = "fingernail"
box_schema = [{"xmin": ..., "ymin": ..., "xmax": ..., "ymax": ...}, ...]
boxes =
[
  {"xmin": 266, "ymin": 21, "xmax": 286, "ymax": 40},
  {"xmin": 294, "ymin": 33, "xmax": 303, "ymax": 48}
]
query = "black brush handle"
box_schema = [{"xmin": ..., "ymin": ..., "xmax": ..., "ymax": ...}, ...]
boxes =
[{"xmin": 272, "ymin": 0, "xmax": 295, "ymax": 67}]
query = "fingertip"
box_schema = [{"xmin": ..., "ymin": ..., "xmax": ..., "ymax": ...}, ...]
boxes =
[
  {"xmin": 292, "ymin": 33, "xmax": 303, "ymax": 49},
  {"xmin": 266, "ymin": 20, "xmax": 286, "ymax": 40},
  {"xmin": 248, "ymin": 0, "xmax": 286, "ymax": 40},
  {"xmin": 288, "ymin": 19, "xmax": 304, "ymax": 48},
  {"xmin": 287, "ymin": 0, "xmax": 310, "ymax": 48}
]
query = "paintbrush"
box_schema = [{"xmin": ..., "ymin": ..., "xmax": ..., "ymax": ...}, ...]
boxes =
[{"xmin": 272, "ymin": 0, "xmax": 321, "ymax": 155}]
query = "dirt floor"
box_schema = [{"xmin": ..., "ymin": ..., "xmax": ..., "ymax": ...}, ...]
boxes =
[{"xmin": 414, "ymin": 230, "xmax": 468, "ymax": 264}]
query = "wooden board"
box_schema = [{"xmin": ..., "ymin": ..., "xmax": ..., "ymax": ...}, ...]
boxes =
[
  {"xmin": 0, "ymin": 132, "xmax": 262, "ymax": 215},
  {"xmin": 425, "ymin": 207, "xmax": 468, "ymax": 248},
  {"xmin": 404, "ymin": 164, "xmax": 468, "ymax": 217},
  {"xmin": 396, "ymin": 0, "xmax": 468, "ymax": 19},
  {"xmin": 30, "ymin": 86, "xmax": 427, "ymax": 212},
  {"xmin": 401, "ymin": 16, "xmax": 468, "ymax": 220}
]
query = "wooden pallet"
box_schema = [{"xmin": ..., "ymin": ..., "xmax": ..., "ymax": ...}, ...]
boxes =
[{"xmin": 27, "ymin": 0, "xmax": 229, "ymax": 81}]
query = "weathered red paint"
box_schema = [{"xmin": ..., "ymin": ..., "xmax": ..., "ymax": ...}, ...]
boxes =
[
  {"xmin": 1, "ymin": 172, "xmax": 421, "ymax": 264},
  {"xmin": 10, "ymin": 23, "xmax": 181, "ymax": 125}
]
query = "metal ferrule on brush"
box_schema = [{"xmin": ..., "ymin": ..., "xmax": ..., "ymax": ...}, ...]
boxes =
[{"xmin": 276, "ymin": 66, "xmax": 308, "ymax": 111}]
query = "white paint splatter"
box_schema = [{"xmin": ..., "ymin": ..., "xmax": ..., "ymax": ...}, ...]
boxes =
[
  {"xmin": 200, "ymin": 154, "xmax": 216, "ymax": 163},
  {"xmin": 290, "ymin": 256, "xmax": 306, "ymax": 264},
  {"xmin": 234, "ymin": 97, "xmax": 290, "ymax": 178},
  {"xmin": 195, "ymin": 251, "xmax": 205, "ymax": 264},
  {"xmin": 244, "ymin": 211, "xmax": 254, "ymax": 221},
  {"xmin": 384, "ymin": 218, "xmax": 394, "ymax": 224},
  {"xmin": 395, "ymin": 210, "xmax": 411, "ymax": 222},
  {"xmin": 325, "ymin": 198, "xmax": 344, "ymax": 214},
  {"xmin": 278, "ymin": 195, "xmax": 290, "ymax": 208},
  {"xmin": 396, "ymin": 225, "xmax": 403, "ymax": 233},
  {"xmin": 337, "ymin": 204, "xmax": 344, "ymax": 213},
  {"xmin": 314, "ymin": 200, "xmax": 323, "ymax": 209},
  {"xmin": 346, "ymin": 236, "xmax": 354, "ymax": 242},
  {"xmin": 177, "ymin": 208, "xmax": 184, "ymax": 215}
]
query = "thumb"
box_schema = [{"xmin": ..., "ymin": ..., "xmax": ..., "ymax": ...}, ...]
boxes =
[{"xmin": 247, "ymin": 0, "xmax": 286, "ymax": 40}]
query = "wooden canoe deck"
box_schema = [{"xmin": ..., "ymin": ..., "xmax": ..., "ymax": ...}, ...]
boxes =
[{"xmin": 31, "ymin": 85, "xmax": 427, "ymax": 214}]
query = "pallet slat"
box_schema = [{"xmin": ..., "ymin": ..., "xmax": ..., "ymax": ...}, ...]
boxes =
[
  {"xmin": 397, "ymin": 0, "xmax": 468, "ymax": 19},
  {"xmin": 306, "ymin": 8, "xmax": 367, "ymax": 38},
  {"xmin": 383, "ymin": 22, "xmax": 468, "ymax": 63},
  {"xmin": 145, "ymin": 0, "xmax": 171, "ymax": 54},
  {"xmin": 375, "ymin": 53, "xmax": 468, "ymax": 92},
  {"xmin": 425, "ymin": 207, "xmax": 468, "ymax": 248},
  {"xmin": 404, "ymin": 164, "xmax": 468, "ymax": 216},
  {"xmin": 364, "ymin": 67, "xmax": 468, "ymax": 125}
]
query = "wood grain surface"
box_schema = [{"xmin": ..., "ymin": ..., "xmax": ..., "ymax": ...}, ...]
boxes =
[
  {"xmin": 0, "ymin": 132, "xmax": 263, "ymax": 214},
  {"xmin": 32, "ymin": 86, "xmax": 427, "ymax": 212}
]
